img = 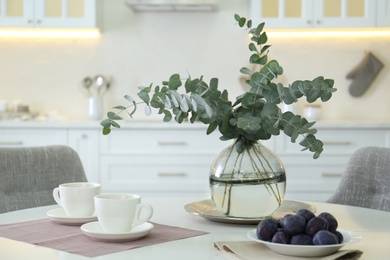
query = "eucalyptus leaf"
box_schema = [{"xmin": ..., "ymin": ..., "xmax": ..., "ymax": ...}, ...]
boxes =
[
  {"xmin": 144, "ymin": 105, "xmax": 151, "ymax": 116},
  {"xmin": 124, "ymin": 95, "xmax": 134, "ymax": 102},
  {"xmin": 107, "ymin": 112, "xmax": 122, "ymax": 120},
  {"xmin": 100, "ymin": 119, "xmax": 111, "ymax": 127},
  {"xmin": 180, "ymin": 96, "xmax": 189, "ymax": 112}
]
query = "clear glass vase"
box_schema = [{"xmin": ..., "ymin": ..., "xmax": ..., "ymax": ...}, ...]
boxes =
[{"xmin": 209, "ymin": 139, "xmax": 286, "ymax": 218}]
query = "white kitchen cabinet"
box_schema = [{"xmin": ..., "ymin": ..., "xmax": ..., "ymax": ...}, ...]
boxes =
[
  {"xmin": 377, "ymin": 0, "xmax": 390, "ymax": 26},
  {"xmin": 250, "ymin": 0, "xmax": 376, "ymax": 29},
  {"xmin": 99, "ymin": 126, "xmax": 229, "ymax": 196},
  {"xmin": 1, "ymin": 121, "xmax": 390, "ymax": 201},
  {"xmin": 0, "ymin": 0, "xmax": 96, "ymax": 28},
  {"xmin": 0, "ymin": 128, "xmax": 67, "ymax": 146},
  {"xmin": 277, "ymin": 127, "xmax": 390, "ymax": 202},
  {"xmin": 67, "ymin": 129, "xmax": 100, "ymax": 184}
]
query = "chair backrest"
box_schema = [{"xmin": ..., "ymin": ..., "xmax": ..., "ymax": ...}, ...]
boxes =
[
  {"xmin": 0, "ymin": 145, "xmax": 87, "ymax": 213},
  {"xmin": 327, "ymin": 146, "xmax": 390, "ymax": 212}
]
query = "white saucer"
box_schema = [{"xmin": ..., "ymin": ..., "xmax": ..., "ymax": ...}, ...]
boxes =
[
  {"xmin": 80, "ymin": 221, "xmax": 154, "ymax": 242},
  {"xmin": 47, "ymin": 208, "xmax": 97, "ymax": 225}
]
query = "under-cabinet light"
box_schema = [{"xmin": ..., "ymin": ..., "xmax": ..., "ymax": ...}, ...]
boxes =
[
  {"xmin": 266, "ymin": 29, "xmax": 390, "ymax": 37},
  {"xmin": 0, "ymin": 28, "xmax": 100, "ymax": 39}
]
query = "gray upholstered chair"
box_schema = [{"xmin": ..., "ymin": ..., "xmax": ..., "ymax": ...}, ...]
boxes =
[
  {"xmin": 0, "ymin": 145, "xmax": 87, "ymax": 213},
  {"xmin": 327, "ymin": 146, "xmax": 390, "ymax": 212}
]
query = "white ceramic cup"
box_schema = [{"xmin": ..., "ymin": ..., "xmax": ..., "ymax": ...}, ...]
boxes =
[
  {"xmin": 53, "ymin": 182, "xmax": 101, "ymax": 217},
  {"xmin": 94, "ymin": 193, "xmax": 153, "ymax": 233}
]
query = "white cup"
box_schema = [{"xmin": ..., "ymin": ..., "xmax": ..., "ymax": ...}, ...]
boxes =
[
  {"xmin": 53, "ymin": 182, "xmax": 101, "ymax": 217},
  {"xmin": 94, "ymin": 193, "xmax": 153, "ymax": 233}
]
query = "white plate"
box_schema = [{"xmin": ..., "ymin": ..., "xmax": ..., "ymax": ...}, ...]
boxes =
[
  {"xmin": 80, "ymin": 221, "xmax": 154, "ymax": 242},
  {"xmin": 247, "ymin": 228, "xmax": 362, "ymax": 257},
  {"xmin": 47, "ymin": 208, "xmax": 97, "ymax": 225}
]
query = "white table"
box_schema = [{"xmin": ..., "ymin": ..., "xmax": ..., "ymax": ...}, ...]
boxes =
[{"xmin": 1, "ymin": 197, "xmax": 390, "ymax": 259}]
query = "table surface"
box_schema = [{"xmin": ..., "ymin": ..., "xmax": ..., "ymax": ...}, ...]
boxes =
[{"xmin": 0, "ymin": 197, "xmax": 390, "ymax": 260}]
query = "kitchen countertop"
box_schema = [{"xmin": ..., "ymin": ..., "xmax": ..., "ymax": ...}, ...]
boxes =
[{"xmin": 1, "ymin": 120, "xmax": 390, "ymax": 129}]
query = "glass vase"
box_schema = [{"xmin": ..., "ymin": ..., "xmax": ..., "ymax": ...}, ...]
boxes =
[{"xmin": 209, "ymin": 139, "xmax": 286, "ymax": 218}]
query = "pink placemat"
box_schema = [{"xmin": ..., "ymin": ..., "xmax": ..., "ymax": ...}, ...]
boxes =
[{"xmin": 0, "ymin": 218, "xmax": 208, "ymax": 257}]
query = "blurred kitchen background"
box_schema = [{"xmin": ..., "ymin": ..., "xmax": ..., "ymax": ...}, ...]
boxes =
[{"xmin": 1, "ymin": 0, "xmax": 389, "ymax": 122}]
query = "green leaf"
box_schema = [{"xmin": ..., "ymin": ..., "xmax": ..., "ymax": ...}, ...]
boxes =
[
  {"xmin": 240, "ymin": 67, "xmax": 252, "ymax": 75},
  {"xmin": 238, "ymin": 17, "xmax": 246, "ymax": 27},
  {"xmin": 168, "ymin": 74, "xmax": 182, "ymax": 90},
  {"xmin": 100, "ymin": 119, "xmax": 111, "ymax": 127},
  {"xmin": 137, "ymin": 91, "xmax": 150, "ymax": 105},
  {"xmin": 235, "ymin": 139, "xmax": 245, "ymax": 153},
  {"xmin": 258, "ymin": 32, "xmax": 268, "ymax": 45},
  {"xmin": 163, "ymin": 110, "xmax": 172, "ymax": 122},
  {"xmin": 111, "ymin": 121, "xmax": 121, "ymax": 128},
  {"xmin": 249, "ymin": 43, "xmax": 257, "ymax": 52},
  {"xmin": 260, "ymin": 45, "xmax": 271, "ymax": 54},
  {"xmin": 107, "ymin": 112, "xmax": 122, "ymax": 120},
  {"xmin": 124, "ymin": 95, "xmax": 134, "ymax": 102},
  {"xmin": 206, "ymin": 121, "xmax": 218, "ymax": 135},
  {"xmin": 246, "ymin": 19, "xmax": 252, "ymax": 28},
  {"xmin": 113, "ymin": 105, "xmax": 126, "ymax": 110},
  {"xmin": 102, "ymin": 127, "xmax": 111, "ymax": 135}
]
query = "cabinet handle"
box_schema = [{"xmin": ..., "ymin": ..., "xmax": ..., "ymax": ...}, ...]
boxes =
[
  {"xmin": 0, "ymin": 141, "xmax": 24, "ymax": 146},
  {"xmin": 322, "ymin": 173, "xmax": 342, "ymax": 177},
  {"xmin": 323, "ymin": 141, "xmax": 352, "ymax": 146},
  {"xmin": 37, "ymin": 20, "xmax": 42, "ymax": 24},
  {"xmin": 27, "ymin": 19, "xmax": 33, "ymax": 24},
  {"xmin": 307, "ymin": 20, "xmax": 312, "ymax": 24},
  {"xmin": 158, "ymin": 173, "xmax": 187, "ymax": 177},
  {"xmin": 316, "ymin": 20, "xmax": 321, "ymax": 24},
  {"xmin": 158, "ymin": 141, "xmax": 187, "ymax": 146}
]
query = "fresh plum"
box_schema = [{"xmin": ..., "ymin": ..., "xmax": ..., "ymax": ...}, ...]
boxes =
[
  {"xmin": 296, "ymin": 209, "xmax": 315, "ymax": 224},
  {"xmin": 290, "ymin": 234, "xmax": 313, "ymax": 245},
  {"xmin": 313, "ymin": 230, "xmax": 339, "ymax": 245},
  {"xmin": 318, "ymin": 212, "xmax": 338, "ymax": 232},
  {"xmin": 256, "ymin": 218, "xmax": 279, "ymax": 241},
  {"xmin": 271, "ymin": 231, "xmax": 291, "ymax": 244},
  {"xmin": 281, "ymin": 215, "xmax": 306, "ymax": 236},
  {"xmin": 334, "ymin": 230, "xmax": 344, "ymax": 243},
  {"xmin": 305, "ymin": 217, "xmax": 329, "ymax": 236}
]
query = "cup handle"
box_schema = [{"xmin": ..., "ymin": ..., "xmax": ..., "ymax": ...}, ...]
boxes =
[
  {"xmin": 133, "ymin": 203, "xmax": 153, "ymax": 227},
  {"xmin": 52, "ymin": 188, "xmax": 62, "ymax": 207}
]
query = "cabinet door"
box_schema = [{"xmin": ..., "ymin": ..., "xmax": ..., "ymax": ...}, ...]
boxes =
[
  {"xmin": 0, "ymin": 0, "xmax": 96, "ymax": 28},
  {"xmin": 314, "ymin": 0, "xmax": 375, "ymax": 28},
  {"xmin": 250, "ymin": 0, "xmax": 314, "ymax": 28},
  {"xmin": 251, "ymin": 0, "xmax": 376, "ymax": 29},
  {"xmin": 377, "ymin": 0, "xmax": 390, "ymax": 26},
  {"xmin": 0, "ymin": 129, "xmax": 67, "ymax": 146},
  {"xmin": 0, "ymin": 0, "xmax": 34, "ymax": 27},
  {"xmin": 35, "ymin": 0, "xmax": 96, "ymax": 28}
]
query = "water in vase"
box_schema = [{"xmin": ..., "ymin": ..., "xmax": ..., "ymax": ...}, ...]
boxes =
[{"xmin": 210, "ymin": 174, "xmax": 286, "ymax": 218}]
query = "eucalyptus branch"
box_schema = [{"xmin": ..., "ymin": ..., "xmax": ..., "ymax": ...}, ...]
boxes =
[{"xmin": 101, "ymin": 14, "xmax": 337, "ymax": 159}]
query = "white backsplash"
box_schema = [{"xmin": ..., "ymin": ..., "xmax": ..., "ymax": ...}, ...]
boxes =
[{"xmin": 1, "ymin": 0, "xmax": 389, "ymax": 122}]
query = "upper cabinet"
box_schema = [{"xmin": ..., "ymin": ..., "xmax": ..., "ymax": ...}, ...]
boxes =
[
  {"xmin": 251, "ymin": 0, "xmax": 388, "ymax": 29},
  {"xmin": 0, "ymin": 0, "xmax": 96, "ymax": 28},
  {"xmin": 377, "ymin": 0, "xmax": 390, "ymax": 26}
]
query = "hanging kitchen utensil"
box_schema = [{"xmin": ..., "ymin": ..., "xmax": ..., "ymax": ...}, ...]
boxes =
[
  {"xmin": 82, "ymin": 77, "xmax": 93, "ymax": 96},
  {"xmin": 94, "ymin": 75, "xmax": 107, "ymax": 96}
]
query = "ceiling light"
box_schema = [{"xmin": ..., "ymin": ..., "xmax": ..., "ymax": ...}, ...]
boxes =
[{"xmin": 0, "ymin": 28, "xmax": 100, "ymax": 39}]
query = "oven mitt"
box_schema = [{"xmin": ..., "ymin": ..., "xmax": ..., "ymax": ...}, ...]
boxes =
[{"xmin": 346, "ymin": 52, "xmax": 384, "ymax": 97}]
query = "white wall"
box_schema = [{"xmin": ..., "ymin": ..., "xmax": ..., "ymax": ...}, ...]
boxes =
[{"xmin": 0, "ymin": 0, "xmax": 389, "ymax": 122}]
